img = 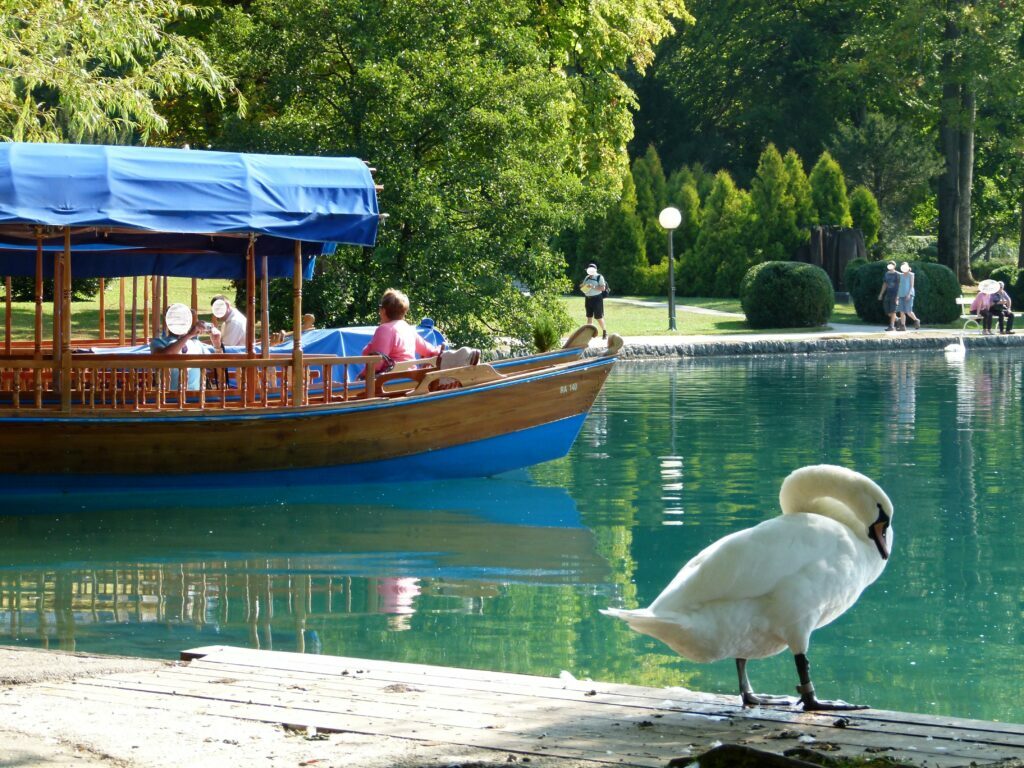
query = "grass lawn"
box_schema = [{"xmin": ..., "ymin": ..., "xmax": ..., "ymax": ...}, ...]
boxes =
[
  {"xmin": 4, "ymin": 277, "xmax": 234, "ymax": 341},
  {"xmin": 559, "ymin": 295, "xmax": 870, "ymax": 336}
]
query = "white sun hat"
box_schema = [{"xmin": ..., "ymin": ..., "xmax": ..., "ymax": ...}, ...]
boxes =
[{"xmin": 978, "ymin": 279, "xmax": 1001, "ymax": 295}]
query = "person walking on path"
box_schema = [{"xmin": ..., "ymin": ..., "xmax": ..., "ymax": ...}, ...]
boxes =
[
  {"xmin": 877, "ymin": 261, "xmax": 900, "ymax": 331},
  {"xmin": 580, "ymin": 263, "xmax": 609, "ymax": 339},
  {"xmin": 896, "ymin": 262, "xmax": 920, "ymax": 331}
]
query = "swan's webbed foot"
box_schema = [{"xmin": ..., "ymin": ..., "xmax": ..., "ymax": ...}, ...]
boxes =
[
  {"xmin": 741, "ymin": 691, "xmax": 797, "ymax": 707},
  {"xmin": 736, "ymin": 658, "xmax": 797, "ymax": 707},
  {"xmin": 796, "ymin": 682, "xmax": 868, "ymax": 711}
]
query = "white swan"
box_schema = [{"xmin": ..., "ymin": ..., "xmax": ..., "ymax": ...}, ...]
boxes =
[
  {"xmin": 602, "ymin": 464, "xmax": 893, "ymax": 711},
  {"xmin": 944, "ymin": 335, "xmax": 966, "ymax": 360}
]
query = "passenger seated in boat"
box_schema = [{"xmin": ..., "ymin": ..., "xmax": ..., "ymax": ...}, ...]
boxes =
[
  {"xmin": 150, "ymin": 303, "xmax": 211, "ymax": 390},
  {"xmin": 363, "ymin": 288, "xmax": 441, "ymax": 374},
  {"xmin": 210, "ymin": 294, "xmax": 247, "ymax": 348}
]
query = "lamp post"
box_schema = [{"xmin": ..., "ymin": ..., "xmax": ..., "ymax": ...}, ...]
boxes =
[{"xmin": 658, "ymin": 206, "xmax": 681, "ymax": 331}]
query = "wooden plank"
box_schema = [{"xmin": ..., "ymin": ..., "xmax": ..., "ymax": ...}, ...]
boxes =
[
  {"xmin": 65, "ymin": 661, "xmax": 1000, "ymax": 768},
  {"xmin": 160, "ymin": 660, "xmax": 1023, "ymax": 762},
  {"xmin": 84, "ymin": 665, "xmax": 1006, "ymax": 765},
  {"xmin": 182, "ymin": 646, "xmax": 1024, "ymax": 738}
]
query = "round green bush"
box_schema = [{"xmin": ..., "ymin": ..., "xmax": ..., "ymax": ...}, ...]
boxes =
[
  {"xmin": 740, "ymin": 261, "xmax": 834, "ymax": 329},
  {"xmin": 849, "ymin": 260, "xmax": 958, "ymax": 324},
  {"xmin": 989, "ymin": 265, "xmax": 1020, "ymax": 306},
  {"xmin": 914, "ymin": 262, "xmax": 959, "ymax": 323},
  {"xmin": 843, "ymin": 257, "xmax": 868, "ymax": 297}
]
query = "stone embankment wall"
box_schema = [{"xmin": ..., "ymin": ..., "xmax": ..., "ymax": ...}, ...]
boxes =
[{"xmin": 592, "ymin": 334, "xmax": 1024, "ymax": 360}]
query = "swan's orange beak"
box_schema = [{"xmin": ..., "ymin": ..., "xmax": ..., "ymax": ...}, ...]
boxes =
[{"xmin": 867, "ymin": 505, "xmax": 890, "ymax": 560}]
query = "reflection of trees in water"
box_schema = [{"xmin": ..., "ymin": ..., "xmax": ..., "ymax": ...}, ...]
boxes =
[{"xmin": 0, "ymin": 565, "xmax": 433, "ymax": 653}]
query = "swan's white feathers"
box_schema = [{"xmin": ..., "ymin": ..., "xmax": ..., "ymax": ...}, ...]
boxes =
[{"xmin": 602, "ymin": 465, "xmax": 893, "ymax": 665}]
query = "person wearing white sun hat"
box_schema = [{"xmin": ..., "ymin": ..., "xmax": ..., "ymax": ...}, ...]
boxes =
[
  {"xmin": 877, "ymin": 261, "xmax": 899, "ymax": 331},
  {"xmin": 895, "ymin": 262, "xmax": 920, "ymax": 331},
  {"xmin": 579, "ymin": 263, "xmax": 609, "ymax": 339}
]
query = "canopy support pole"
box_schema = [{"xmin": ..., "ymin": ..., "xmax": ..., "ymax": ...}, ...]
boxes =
[
  {"xmin": 98, "ymin": 278, "xmax": 106, "ymax": 340},
  {"xmin": 34, "ymin": 229, "xmax": 43, "ymax": 406},
  {"xmin": 143, "ymin": 276, "xmax": 150, "ymax": 343},
  {"xmin": 60, "ymin": 227, "xmax": 72, "ymax": 413},
  {"xmin": 292, "ymin": 241, "xmax": 304, "ymax": 406},
  {"xmin": 52, "ymin": 250, "xmax": 61, "ymax": 385},
  {"xmin": 4, "ymin": 276, "xmax": 10, "ymax": 355},
  {"xmin": 130, "ymin": 277, "xmax": 138, "ymax": 345},
  {"xmin": 191, "ymin": 278, "xmax": 198, "ymax": 315},
  {"xmin": 245, "ymin": 234, "xmax": 257, "ymax": 404},
  {"xmin": 118, "ymin": 277, "xmax": 125, "ymax": 345},
  {"xmin": 261, "ymin": 252, "xmax": 270, "ymax": 360}
]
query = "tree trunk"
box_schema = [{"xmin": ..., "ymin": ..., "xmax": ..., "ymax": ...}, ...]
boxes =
[
  {"xmin": 956, "ymin": 88, "xmax": 975, "ymax": 284},
  {"xmin": 1017, "ymin": 195, "xmax": 1024, "ymax": 269},
  {"xmin": 938, "ymin": 85, "xmax": 960, "ymax": 273},
  {"xmin": 936, "ymin": 9, "xmax": 961, "ymax": 273}
]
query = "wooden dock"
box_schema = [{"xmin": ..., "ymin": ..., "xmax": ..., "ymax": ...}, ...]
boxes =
[{"xmin": 3, "ymin": 645, "xmax": 1024, "ymax": 767}]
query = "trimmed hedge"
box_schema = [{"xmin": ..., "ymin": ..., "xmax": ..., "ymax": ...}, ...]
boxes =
[
  {"xmin": 740, "ymin": 261, "xmax": 834, "ymax": 329},
  {"xmin": 849, "ymin": 260, "xmax": 958, "ymax": 324},
  {"xmin": 989, "ymin": 265, "xmax": 1020, "ymax": 306}
]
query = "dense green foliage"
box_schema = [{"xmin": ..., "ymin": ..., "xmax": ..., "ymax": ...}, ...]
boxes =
[
  {"xmin": 989, "ymin": 265, "xmax": 1021, "ymax": 306},
  {"xmin": 849, "ymin": 186, "xmax": 882, "ymax": 247},
  {"xmin": 750, "ymin": 144, "xmax": 805, "ymax": 260},
  {"xmin": 849, "ymin": 260, "xmax": 958, "ymax": 324},
  {"xmin": 809, "ymin": 152, "xmax": 852, "ymax": 228},
  {"xmin": 740, "ymin": 261, "xmax": 834, "ymax": 329},
  {"xmin": 0, "ymin": 0, "xmax": 237, "ymax": 143}
]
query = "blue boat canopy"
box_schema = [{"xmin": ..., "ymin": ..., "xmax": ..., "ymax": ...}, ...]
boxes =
[{"xmin": 0, "ymin": 143, "xmax": 379, "ymax": 279}]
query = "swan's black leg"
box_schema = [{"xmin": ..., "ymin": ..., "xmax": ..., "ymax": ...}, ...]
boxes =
[
  {"xmin": 736, "ymin": 658, "xmax": 796, "ymax": 707},
  {"xmin": 794, "ymin": 653, "xmax": 868, "ymax": 711}
]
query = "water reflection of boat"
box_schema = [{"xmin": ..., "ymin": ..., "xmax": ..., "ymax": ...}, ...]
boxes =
[{"xmin": 0, "ymin": 479, "xmax": 608, "ymax": 652}]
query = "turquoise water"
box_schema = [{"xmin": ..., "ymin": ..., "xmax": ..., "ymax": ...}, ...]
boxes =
[{"xmin": 2, "ymin": 350, "xmax": 1022, "ymax": 723}]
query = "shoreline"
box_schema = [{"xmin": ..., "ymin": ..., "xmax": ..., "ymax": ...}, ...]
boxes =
[{"xmin": 584, "ymin": 326, "xmax": 1024, "ymax": 359}]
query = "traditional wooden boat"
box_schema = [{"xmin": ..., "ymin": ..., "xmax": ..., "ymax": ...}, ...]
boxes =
[{"xmin": 0, "ymin": 143, "xmax": 618, "ymax": 491}]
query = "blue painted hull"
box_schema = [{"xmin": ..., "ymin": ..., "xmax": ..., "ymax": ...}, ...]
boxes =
[
  {"xmin": 0, "ymin": 353, "xmax": 615, "ymax": 495},
  {"xmin": 0, "ymin": 412, "xmax": 587, "ymax": 494}
]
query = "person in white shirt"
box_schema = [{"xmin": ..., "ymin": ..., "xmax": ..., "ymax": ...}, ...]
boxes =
[{"xmin": 210, "ymin": 294, "xmax": 248, "ymax": 349}]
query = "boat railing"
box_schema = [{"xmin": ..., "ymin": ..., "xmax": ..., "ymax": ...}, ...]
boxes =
[{"xmin": 0, "ymin": 352, "xmax": 388, "ymax": 412}]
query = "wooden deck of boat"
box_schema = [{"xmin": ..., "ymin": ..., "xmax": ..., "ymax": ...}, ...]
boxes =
[{"xmin": 18, "ymin": 644, "xmax": 1019, "ymax": 767}]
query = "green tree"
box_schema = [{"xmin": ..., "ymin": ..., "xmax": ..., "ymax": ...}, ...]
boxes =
[
  {"xmin": 849, "ymin": 186, "xmax": 882, "ymax": 247},
  {"xmin": 0, "ymin": 0, "xmax": 237, "ymax": 143},
  {"xmin": 809, "ymin": 151, "xmax": 853, "ymax": 227},
  {"xmin": 187, "ymin": 0, "xmax": 687, "ymax": 346},
  {"xmin": 826, "ymin": 113, "xmax": 943, "ymax": 234},
  {"xmin": 580, "ymin": 171, "xmax": 647, "ymax": 294},
  {"xmin": 783, "ymin": 149, "xmax": 817, "ymax": 231},
  {"xmin": 673, "ymin": 181, "xmax": 702, "ymax": 254},
  {"xmin": 630, "ymin": 0, "xmax": 869, "ymax": 180},
  {"xmin": 750, "ymin": 144, "xmax": 804, "ymax": 260},
  {"xmin": 685, "ymin": 170, "xmax": 754, "ymax": 297}
]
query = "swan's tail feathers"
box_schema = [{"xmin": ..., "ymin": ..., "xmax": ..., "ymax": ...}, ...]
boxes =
[{"xmin": 601, "ymin": 608, "xmax": 708, "ymax": 660}]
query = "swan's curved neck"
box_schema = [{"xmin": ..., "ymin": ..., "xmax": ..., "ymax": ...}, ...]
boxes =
[{"xmin": 779, "ymin": 467, "xmax": 878, "ymax": 533}]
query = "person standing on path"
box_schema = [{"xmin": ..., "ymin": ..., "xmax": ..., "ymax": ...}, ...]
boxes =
[
  {"xmin": 579, "ymin": 263, "xmax": 609, "ymax": 339},
  {"xmin": 896, "ymin": 262, "xmax": 921, "ymax": 331},
  {"xmin": 877, "ymin": 261, "xmax": 900, "ymax": 331}
]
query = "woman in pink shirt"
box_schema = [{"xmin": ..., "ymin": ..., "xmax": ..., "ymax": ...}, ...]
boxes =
[{"xmin": 363, "ymin": 288, "xmax": 441, "ymax": 372}]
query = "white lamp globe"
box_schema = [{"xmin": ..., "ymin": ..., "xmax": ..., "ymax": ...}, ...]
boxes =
[{"xmin": 658, "ymin": 206, "xmax": 682, "ymax": 230}]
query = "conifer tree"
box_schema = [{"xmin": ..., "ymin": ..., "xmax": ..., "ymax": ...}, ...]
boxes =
[
  {"xmin": 849, "ymin": 186, "xmax": 881, "ymax": 247},
  {"xmin": 809, "ymin": 151, "xmax": 853, "ymax": 227},
  {"xmin": 750, "ymin": 144, "xmax": 804, "ymax": 260},
  {"xmin": 633, "ymin": 145, "xmax": 670, "ymax": 265},
  {"xmin": 685, "ymin": 171, "xmax": 753, "ymax": 297},
  {"xmin": 580, "ymin": 170, "xmax": 647, "ymax": 294},
  {"xmin": 784, "ymin": 149, "xmax": 817, "ymax": 230}
]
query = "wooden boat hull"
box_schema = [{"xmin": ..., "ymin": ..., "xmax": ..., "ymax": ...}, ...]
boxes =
[{"xmin": 0, "ymin": 355, "xmax": 614, "ymax": 490}]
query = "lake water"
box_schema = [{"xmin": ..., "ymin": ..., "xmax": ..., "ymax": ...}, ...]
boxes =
[{"xmin": 2, "ymin": 350, "xmax": 1022, "ymax": 723}]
